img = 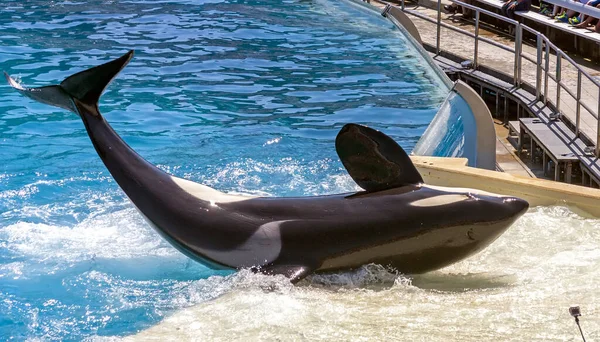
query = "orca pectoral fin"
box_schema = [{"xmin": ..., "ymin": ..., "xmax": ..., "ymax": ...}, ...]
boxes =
[{"xmin": 258, "ymin": 264, "xmax": 317, "ymax": 284}]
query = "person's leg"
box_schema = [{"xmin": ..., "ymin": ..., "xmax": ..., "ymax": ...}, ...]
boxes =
[
  {"xmin": 593, "ymin": 4, "xmax": 600, "ymax": 30},
  {"xmin": 507, "ymin": 7, "xmax": 517, "ymax": 19},
  {"xmin": 501, "ymin": 3, "xmax": 509, "ymax": 16},
  {"xmin": 574, "ymin": 4, "xmax": 599, "ymax": 28},
  {"xmin": 540, "ymin": 2, "xmax": 552, "ymax": 15},
  {"xmin": 554, "ymin": 6, "xmax": 566, "ymax": 18},
  {"xmin": 572, "ymin": 0, "xmax": 598, "ymax": 24},
  {"xmin": 575, "ymin": 14, "xmax": 594, "ymax": 27},
  {"xmin": 569, "ymin": 15, "xmax": 582, "ymax": 24},
  {"xmin": 462, "ymin": 0, "xmax": 474, "ymax": 16},
  {"xmin": 584, "ymin": 3, "xmax": 600, "ymax": 25}
]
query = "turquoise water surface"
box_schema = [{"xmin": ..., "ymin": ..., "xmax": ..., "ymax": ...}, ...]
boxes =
[{"xmin": 0, "ymin": 0, "xmax": 448, "ymax": 339}]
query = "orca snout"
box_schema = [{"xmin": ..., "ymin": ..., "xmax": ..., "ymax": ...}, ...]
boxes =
[
  {"xmin": 502, "ymin": 196, "xmax": 529, "ymax": 216},
  {"xmin": 459, "ymin": 195, "xmax": 528, "ymax": 250},
  {"xmin": 467, "ymin": 193, "xmax": 529, "ymax": 223}
]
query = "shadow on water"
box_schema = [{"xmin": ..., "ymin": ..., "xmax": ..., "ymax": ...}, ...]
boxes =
[
  {"xmin": 411, "ymin": 272, "xmax": 516, "ymax": 292},
  {"xmin": 296, "ymin": 264, "xmax": 515, "ymax": 293}
]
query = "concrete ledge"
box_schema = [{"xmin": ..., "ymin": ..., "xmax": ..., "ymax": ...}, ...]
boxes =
[{"xmin": 411, "ymin": 155, "xmax": 600, "ymax": 217}]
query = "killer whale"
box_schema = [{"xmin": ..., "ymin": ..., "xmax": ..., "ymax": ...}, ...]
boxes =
[{"xmin": 5, "ymin": 51, "xmax": 528, "ymax": 283}]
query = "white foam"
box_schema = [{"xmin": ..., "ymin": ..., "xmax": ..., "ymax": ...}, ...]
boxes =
[
  {"xmin": 1, "ymin": 208, "xmax": 178, "ymax": 272},
  {"xmin": 0, "ymin": 184, "xmax": 40, "ymax": 201},
  {"xmin": 5, "ymin": 73, "xmax": 25, "ymax": 90},
  {"xmin": 263, "ymin": 137, "xmax": 281, "ymax": 146}
]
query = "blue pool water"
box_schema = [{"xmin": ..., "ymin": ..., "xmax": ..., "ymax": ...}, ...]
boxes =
[{"xmin": 0, "ymin": 0, "xmax": 448, "ymax": 339}]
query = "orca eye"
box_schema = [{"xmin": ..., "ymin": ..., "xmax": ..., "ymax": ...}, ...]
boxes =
[{"xmin": 410, "ymin": 194, "xmax": 468, "ymax": 207}]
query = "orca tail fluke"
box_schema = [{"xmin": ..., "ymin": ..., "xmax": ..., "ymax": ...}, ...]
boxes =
[
  {"xmin": 4, "ymin": 50, "xmax": 134, "ymax": 114},
  {"xmin": 4, "ymin": 72, "xmax": 77, "ymax": 113}
]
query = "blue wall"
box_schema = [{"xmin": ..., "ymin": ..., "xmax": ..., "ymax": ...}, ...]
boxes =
[{"xmin": 412, "ymin": 91, "xmax": 478, "ymax": 166}]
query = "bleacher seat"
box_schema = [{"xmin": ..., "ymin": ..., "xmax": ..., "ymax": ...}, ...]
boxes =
[{"xmin": 461, "ymin": 0, "xmax": 600, "ymax": 43}]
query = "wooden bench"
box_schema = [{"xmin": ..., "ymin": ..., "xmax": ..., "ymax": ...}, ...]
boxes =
[
  {"xmin": 517, "ymin": 116, "xmax": 600, "ymax": 185},
  {"xmin": 468, "ymin": 0, "xmax": 600, "ymax": 43},
  {"xmin": 508, "ymin": 120, "xmax": 520, "ymax": 137},
  {"xmin": 542, "ymin": 0, "xmax": 600, "ymax": 22},
  {"xmin": 566, "ymin": 138, "xmax": 600, "ymax": 187},
  {"xmin": 578, "ymin": 154, "xmax": 600, "ymax": 187},
  {"xmin": 516, "ymin": 10, "xmax": 600, "ymax": 43},
  {"xmin": 474, "ymin": 0, "xmax": 502, "ymax": 10},
  {"xmin": 518, "ymin": 117, "xmax": 580, "ymax": 182}
]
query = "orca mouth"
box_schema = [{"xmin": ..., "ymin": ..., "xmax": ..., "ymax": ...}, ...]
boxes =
[{"xmin": 463, "ymin": 214, "xmax": 521, "ymax": 249}]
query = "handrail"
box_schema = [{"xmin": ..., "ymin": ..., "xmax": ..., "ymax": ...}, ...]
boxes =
[
  {"xmin": 384, "ymin": 0, "xmax": 600, "ymax": 156},
  {"xmin": 399, "ymin": 6, "xmax": 518, "ymax": 53},
  {"xmin": 542, "ymin": 36, "xmax": 600, "ymax": 88}
]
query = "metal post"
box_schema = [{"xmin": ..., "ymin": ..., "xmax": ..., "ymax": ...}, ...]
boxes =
[
  {"xmin": 513, "ymin": 24, "xmax": 521, "ymax": 86},
  {"xmin": 496, "ymin": 92, "xmax": 500, "ymax": 117},
  {"xmin": 474, "ymin": 11, "xmax": 480, "ymax": 68},
  {"xmin": 536, "ymin": 34, "xmax": 543, "ymax": 101},
  {"xmin": 544, "ymin": 38, "xmax": 550, "ymax": 105},
  {"xmin": 574, "ymin": 316, "xmax": 587, "ymax": 342},
  {"xmin": 401, "ymin": 0, "xmax": 405, "ymax": 10},
  {"xmin": 576, "ymin": 70, "xmax": 582, "ymax": 137},
  {"xmin": 596, "ymin": 87, "xmax": 600, "ymax": 157},
  {"xmin": 516, "ymin": 24, "xmax": 522, "ymax": 86},
  {"xmin": 556, "ymin": 52, "xmax": 562, "ymax": 113},
  {"xmin": 382, "ymin": 3, "xmax": 392, "ymax": 17},
  {"xmin": 504, "ymin": 95, "xmax": 509, "ymax": 124},
  {"xmin": 436, "ymin": 0, "xmax": 442, "ymax": 54}
]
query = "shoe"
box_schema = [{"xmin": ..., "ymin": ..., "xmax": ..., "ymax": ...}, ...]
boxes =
[
  {"xmin": 539, "ymin": 8, "xmax": 551, "ymax": 16},
  {"xmin": 444, "ymin": 4, "xmax": 456, "ymax": 13},
  {"xmin": 557, "ymin": 15, "xmax": 570, "ymax": 23},
  {"xmin": 569, "ymin": 16, "xmax": 581, "ymax": 25},
  {"xmin": 554, "ymin": 13, "xmax": 566, "ymax": 20}
]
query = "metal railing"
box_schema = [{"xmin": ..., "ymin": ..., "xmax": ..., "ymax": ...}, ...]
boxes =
[{"xmin": 387, "ymin": 0, "xmax": 600, "ymax": 156}]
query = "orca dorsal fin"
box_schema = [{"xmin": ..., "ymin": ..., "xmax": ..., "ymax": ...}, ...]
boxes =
[{"xmin": 335, "ymin": 123, "xmax": 423, "ymax": 192}]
